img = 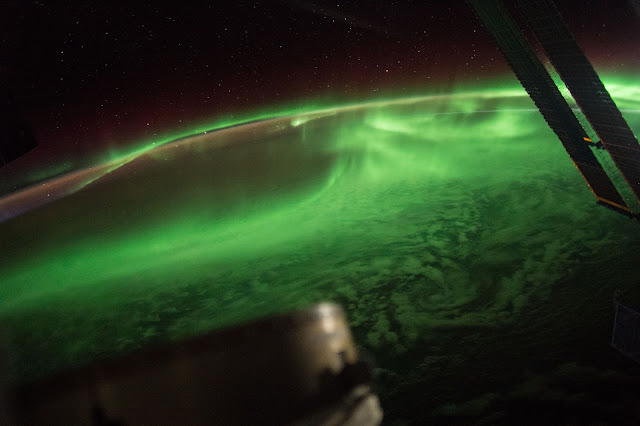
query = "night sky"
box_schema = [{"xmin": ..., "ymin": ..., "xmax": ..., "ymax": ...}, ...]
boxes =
[
  {"xmin": 1, "ymin": 2, "xmax": 640, "ymax": 423},
  {"xmin": 2, "ymin": 0, "xmax": 639, "ymax": 184}
]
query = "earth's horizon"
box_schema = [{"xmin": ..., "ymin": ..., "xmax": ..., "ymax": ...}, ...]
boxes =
[{"xmin": 1, "ymin": 84, "xmax": 640, "ymax": 424}]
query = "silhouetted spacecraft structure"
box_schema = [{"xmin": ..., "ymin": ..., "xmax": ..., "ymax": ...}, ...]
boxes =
[
  {"xmin": 0, "ymin": 90, "xmax": 37, "ymax": 168},
  {"xmin": 469, "ymin": 0, "xmax": 640, "ymax": 218}
]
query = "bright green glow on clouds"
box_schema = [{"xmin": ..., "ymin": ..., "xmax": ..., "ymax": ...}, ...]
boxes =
[{"xmin": 0, "ymin": 74, "xmax": 639, "ymax": 384}]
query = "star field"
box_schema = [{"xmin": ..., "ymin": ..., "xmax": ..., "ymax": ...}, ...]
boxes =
[{"xmin": 2, "ymin": 0, "xmax": 638, "ymax": 171}]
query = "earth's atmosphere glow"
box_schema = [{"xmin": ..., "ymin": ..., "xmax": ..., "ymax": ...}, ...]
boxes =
[{"xmin": 1, "ymin": 75, "xmax": 640, "ymax": 423}]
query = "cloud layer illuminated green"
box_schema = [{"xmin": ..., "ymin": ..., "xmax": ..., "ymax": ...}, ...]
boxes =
[{"xmin": 0, "ymin": 75, "xmax": 639, "ymax": 391}]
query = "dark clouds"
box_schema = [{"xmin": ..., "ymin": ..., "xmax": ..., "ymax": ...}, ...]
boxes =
[{"xmin": 433, "ymin": 362, "xmax": 640, "ymax": 424}]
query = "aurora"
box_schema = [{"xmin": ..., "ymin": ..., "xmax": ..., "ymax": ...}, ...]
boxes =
[{"xmin": 1, "ymin": 75, "xmax": 639, "ymax": 422}]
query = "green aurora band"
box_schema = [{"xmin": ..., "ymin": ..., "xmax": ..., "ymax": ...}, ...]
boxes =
[{"xmin": 0, "ymin": 75, "xmax": 639, "ymax": 395}]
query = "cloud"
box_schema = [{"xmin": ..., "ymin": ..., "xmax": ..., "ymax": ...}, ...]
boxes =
[{"xmin": 432, "ymin": 362, "xmax": 640, "ymax": 423}]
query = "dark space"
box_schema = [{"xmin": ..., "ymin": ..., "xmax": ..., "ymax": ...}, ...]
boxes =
[{"xmin": 1, "ymin": 1, "xmax": 640, "ymax": 424}]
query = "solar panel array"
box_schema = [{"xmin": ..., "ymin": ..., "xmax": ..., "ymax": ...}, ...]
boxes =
[
  {"xmin": 611, "ymin": 299, "xmax": 640, "ymax": 364},
  {"xmin": 468, "ymin": 0, "xmax": 629, "ymax": 212},
  {"xmin": 517, "ymin": 0, "xmax": 640, "ymax": 207}
]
